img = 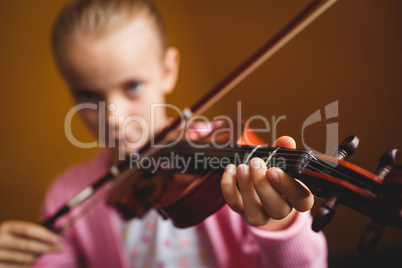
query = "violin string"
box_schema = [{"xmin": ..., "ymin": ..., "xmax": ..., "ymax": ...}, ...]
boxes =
[
  {"xmin": 161, "ymin": 151, "xmax": 310, "ymax": 167},
  {"xmin": 301, "ymin": 161, "xmax": 374, "ymax": 192},
  {"xmin": 169, "ymin": 145, "xmax": 305, "ymax": 154},
  {"xmin": 164, "ymin": 146, "xmax": 317, "ymax": 173},
  {"xmin": 304, "ymin": 157, "xmax": 374, "ymax": 189},
  {"xmin": 166, "ymin": 146, "xmax": 373, "ymax": 188},
  {"xmin": 185, "ymin": 145, "xmax": 357, "ymax": 184},
  {"xmin": 165, "ymin": 148, "xmax": 311, "ymax": 159},
  {"xmin": 164, "ymin": 146, "xmax": 312, "ymax": 169}
]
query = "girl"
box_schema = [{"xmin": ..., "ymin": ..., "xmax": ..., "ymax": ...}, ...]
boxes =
[{"xmin": 0, "ymin": 0, "xmax": 326, "ymax": 267}]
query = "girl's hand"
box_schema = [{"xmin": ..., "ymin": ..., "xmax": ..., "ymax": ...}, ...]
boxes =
[
  {"xmin": 221, "ymin": 136, "xmax": 314, "ymax": 230},
  {"xmin": 0, "ymin": 220, "xmax": 62, "ymax": 267}
]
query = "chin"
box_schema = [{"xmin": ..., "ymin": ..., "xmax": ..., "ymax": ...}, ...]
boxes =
[{"xmin": 118, "ymin": 140, "xmax": 148, "ymax": 155}]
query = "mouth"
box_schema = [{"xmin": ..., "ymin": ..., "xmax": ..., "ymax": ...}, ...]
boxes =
[
  {"xmin": 111, "ymin": 129, "xmax": 150, "ymax": 151},
  {"xmin": 108, "ymin": 126, "xmax": 143, "ymax": 142}
]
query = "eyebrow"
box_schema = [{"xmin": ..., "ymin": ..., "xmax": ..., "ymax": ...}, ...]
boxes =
[{"xmin": 70, "ymin": 86, "xmax": 101, "ymax": 93}]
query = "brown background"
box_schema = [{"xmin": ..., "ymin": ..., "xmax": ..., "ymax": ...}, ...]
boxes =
[{"xmin": 1, "ymin": 0, "xmax": 402, "ymax": 266}]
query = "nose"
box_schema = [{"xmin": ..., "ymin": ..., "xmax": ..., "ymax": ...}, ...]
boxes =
[{"xmin": 105, "ymin": 93, "xmax": 131, "ymax": 135}]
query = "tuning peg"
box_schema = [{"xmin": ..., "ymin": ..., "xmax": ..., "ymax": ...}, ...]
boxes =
[
  {"xmin": 356, "ymin": 219, "xmax": 384, "ymax": 255},
  {"xmin": 375, "ymin": 148, "xmax": 399, "ymax": 179},
  {"xmin": 334, "ymin": 135, "xmax": 360, "ymax": 160},
  {"xmin": 312, "ymin": 193, "xmax": 339, "ymax": 232},
  {"xmin": 312, "ymin": 136, "xmax": 359, "ymax": 232},
  {"xmin": 356, "ymin": 148, "xmax": 399, "ymax": 255}
]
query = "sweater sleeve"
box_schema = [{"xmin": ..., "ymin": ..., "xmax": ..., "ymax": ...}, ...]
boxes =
[
  {"xmin": 247, "ymin": 211, "xmax": 327, "ymax": 268},
  {"xmin": 203, "ymin": 205, "xmax": 327, "ymax": 268},
  {"xmin": 31, "ymin": 168, "xmax": 85, "ymax": 268},
  {"xmin": 32, "ymin": 150, "xmax": 111, "ymax": 267}
]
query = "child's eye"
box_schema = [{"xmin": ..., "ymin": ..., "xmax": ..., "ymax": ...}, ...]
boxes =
[
  {"xmin": 125, "ymin": 82, "xmax": 143, "ymax": 96},
  {"xmin": 74, "ymin": 90, "xmax": 101, "ymax": 103}
]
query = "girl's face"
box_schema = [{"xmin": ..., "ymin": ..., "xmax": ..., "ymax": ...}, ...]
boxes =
[{"xmin": 54, "ymin": 17, "xmax": 179, "ymax": 156}]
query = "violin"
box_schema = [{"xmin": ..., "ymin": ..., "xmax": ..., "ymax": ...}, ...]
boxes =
[
  {"xmin": 41, "ymin": 0, "xmax": 402, "ymax": 255},
  {"xmin": 105, "ymin": 123, "xmax": 401, "ymax": 255}
]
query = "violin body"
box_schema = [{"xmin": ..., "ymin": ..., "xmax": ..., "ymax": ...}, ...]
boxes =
[{"xmin": 107, "ymin": 122, "xmax": 265, "ymax": 228}]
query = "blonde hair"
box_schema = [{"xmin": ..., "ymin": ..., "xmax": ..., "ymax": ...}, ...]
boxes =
[{"xmin": 52, "ymin": 0, "xmax": 167, "ymax": 51}]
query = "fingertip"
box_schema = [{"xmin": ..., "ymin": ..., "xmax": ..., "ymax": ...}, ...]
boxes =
[
  {"xmin": 300, "ymin": 192, "xmax": 315, "ymax": 212},
  {"xmin": 237, "ymin": 164, "xmax": 249, "ymax": 179},
  {"xmin": 225, "ymin": 164, "xmax": 235, "ymax": 174},
  {"xmin": 273, "ymin": 136, "xmax": 296, "ymax": 149},
  {"xmin": 249, "ymin": 158, "xmax": 265, "ymax": 170},
  {"xmin": 266, "ymin": 167, "xmax": 281, "ymax": 183}
]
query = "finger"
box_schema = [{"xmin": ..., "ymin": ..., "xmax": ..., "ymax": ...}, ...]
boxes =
[
  {"xmin": 1, "ymin": 234, "xmax": 61, "ymax": 254},
  {"xmin": 221, "ymin": 164, "xmax": 244, "ymax": 216},
  {"xmin": 266, "ymin": 167, "xmax": 314, "ymax": 212},
  {"xmin": 273, "ymin": 136, "xmax": 296, "ymax": 149},
  {"xmin": 1, "ymin": 221, "xmax": 59, "ymax": 245},
  {"xmin": 0, "ymin": 248, "xmax": 36, "ymax": 266},
  {"xmin": 249, "ymin": 158, "xmax": 292, "ymax": 220},
  {"xmin": 0, "ymin": 262, "xmax": 30, "ymax": 268},
  {"xmin": 237, "ymin": 164, "xmax": 270, "ymax": 226}
]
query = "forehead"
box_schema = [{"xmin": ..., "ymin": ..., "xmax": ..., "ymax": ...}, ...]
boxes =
[{"xmin": 55, "ymin": 17, "xmax": 163, "ymax": 89}]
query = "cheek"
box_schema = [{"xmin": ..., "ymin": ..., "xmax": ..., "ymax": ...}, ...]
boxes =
[
  {"xmin": 136, "ymin": 87, "xmax": 166, "ymax": 114},
  {"xmin": 142, "ymin": 92, "xmax": 166, "ymax": 119},
  {"xmin": 79, "ymin": 110, "xmax": 100, "ymax": 135}
]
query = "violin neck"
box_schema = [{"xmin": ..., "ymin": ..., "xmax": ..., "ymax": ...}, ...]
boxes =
[{"xmin": 157, "ymin": 141, "xmax": 314, "ymax": 175}]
